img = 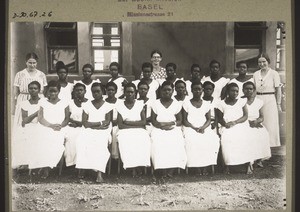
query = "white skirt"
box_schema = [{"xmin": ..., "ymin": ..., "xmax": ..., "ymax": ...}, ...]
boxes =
[
  {"xmin": 183, "ymin": 127, "xmax": 220, "ymax": 167},
  {"xmin": 28, "ymin": 124, "xmax": 65, "ymax": 169},
  {"xmin": 150, "ymin": 127, "xmax": 187, "ymax": 169},
  {"xmin": 117, "ymin": 128, "xmax": 151, "ymax": 169},
  {"xmin": 111, "ymin": 126, "xmax": 119, "ymax": 159},
  {"xmin": 64, "ymin": 126, "xmax": 82, "ymax": 167},
  {"xmin": 75, "ymin": 128, "xmax": 111, "ymax": 173}
]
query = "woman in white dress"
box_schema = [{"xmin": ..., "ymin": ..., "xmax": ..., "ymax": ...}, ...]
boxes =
[
  {"xmin": 116, "ymin": 83, "xmax": 151, "ymax": 176},
  {"xmin": 229, "ymin": 61, "xmax": 253, "ymax": 98},
  {"xmin": 133, "ymin": 62, "xmax": 160, "ymax": 101},
  {"xmin": 74, "ymin": 64, "xmax": 101, "ymax": 100},
  {"xmin": 253, "ymin": 53, "xmax": 282, "ymax": 147},
  {"xmin": 107, "ymin": 62, "xmax": 128, "ymax": 99},
  {"xmin": 185, "ymin": 64, "xmax": 203, "ymax": 97},
  {"xmin": 216, "ymin": 83, "xmax": 254, "ymax": 174},
  {"xmin": 242, "ymin": 81, "xmax": 271, "ymax": 169},
  {"xmin": 201, "ymin": 60, "xmax": 230, "ymax": 100},
  {"xmin": 75, "ymin": 82, "xmax": 113, "ymax": 183},
  {"xmin": 30, "ymin": 80, "xmax": 69, "ymax": 179},
  {"xmin": 105, "ymin": 81, "xmax": 121, "ymax": 160},
  {"xmin": 63, "ymin": 83, "xmax": 88, "ymax": 167},
  {"xmin": 183, "ymin": 81, "xmax": 220, "ymax": 175},
  {"xmin": 12, "ymin": 81, "xmax": 42, "ymax": 169},
  {"xmin": 56, "ymin": 61, "xmax": 73, "ymax": 101},
  {"xmin": 151, "ymin": 81, "xmax": 187, "ymax": 178}
]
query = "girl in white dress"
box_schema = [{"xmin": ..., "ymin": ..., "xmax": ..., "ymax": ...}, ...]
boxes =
[
  {"xmin": 64, "ymin": 83, "xmax": 88, "ymax": 167},
  {"xmin": 107, "ymin": 62, "xmax": 128, "ymax": 99},
  {"xmin": 216, "ymin": 83, "xmax": 253, "ymax": 174},
  {"xmin": 12, "ymin": 81, "xmax": 42, "ymax": 169},
  {"xmin": 133, "ymin": 62, "xmax": 160, "ymax": 101},
  {"xmin": 74, "ymin": 64, "xmax": 101, "ymax": 100},
  {"xmin": 116, "ymin": 83, "xmax": 151, "ymax": 176},
  {"xmin": 242, "ymin": 81, "xmax": 271, "ymax": 169},
  {"xmin": 75, "ymin": 82, "xmax": 113, "ymax": 183},
  {"xmin": 56, "ymin": 61, "xmax": 73, "ymax": 101},
  {"xmin": 185, "ymin": 64, "xmax": 203, "ymax": 97},
  {"xmin": 201, "ymin": 60, "xmax": 230, "ymax": 100},
  {"xmin": 30, "ymin": 80, "xmax": 69, "ymax": 179},
  {"xmin": 229, "ymin": 61, "xmax": 254, "ymax": 98},
  {"xmin": 137, "ymin": 80, "xmax": 153, "ymax": 134},
  {"xmin": 174, "ymin": 80, "xmax": 188, "ymax": 104},
  {"xmin": 183, "ymin": 81, "xmax": 220, "ymax": 175},
  {"xmin": 151, "ymin": 81, "xmax": 187, "ymax": 178},
  {"xmin": 105, "ymin": 81, "xmax": 120, "ymax": 160}
]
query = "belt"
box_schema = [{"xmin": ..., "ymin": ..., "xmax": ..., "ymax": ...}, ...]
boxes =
[{"xmin": 257, "ymin": 92, "xmax": 275, "ymax": 95}]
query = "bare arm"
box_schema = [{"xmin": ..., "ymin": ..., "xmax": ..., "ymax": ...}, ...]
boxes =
[
  {"xmin": 60, "ymin": 106, "xmax": 70, "ymax": 128},
  {"xmin": 38, "ymin": 107, "xmax": 56, "ymax": 129},
  {"xmin": 199, "ymin": 110, "xmax": 212, "ymax": 131},
  {"xmin": 21, "ymin": 109, "xmax": 38, "ymax": 127},
  {"xmin": 275, "ymin": 86, "xmax": 282, "ymax": 112},
  {"xmin": 182, "ymin": 109, "xmax": 196, "ymax": 129},
  {"xmin": 215, "ymin": 108, "xmax": 226, "ymax": 127},
  {"xmin": 226, "ymin": 105, "xmax": 248, "ymax": 128}
]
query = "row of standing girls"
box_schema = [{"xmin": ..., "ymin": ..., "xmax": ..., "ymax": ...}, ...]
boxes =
[{"xmin": 12, "ymin": 51, "xmax": 280, "ymax": 182}]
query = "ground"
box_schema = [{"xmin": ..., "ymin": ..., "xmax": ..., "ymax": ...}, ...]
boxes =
[{"xmin": 11, "ymin": 152, "xmax": 286, "ymax": 211}]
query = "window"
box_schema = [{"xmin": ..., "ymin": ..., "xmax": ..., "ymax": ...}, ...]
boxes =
[
  {"xmin": 91, "ymin": 22, "xmax": 121, "ymax": 73},
  {"xmin": 276, "ymin": 22, "xmax": 286, "ymax": 70},
  {"xmin": 45, "ymin": 22, "xmax": 78, "ymax": 74},
  {"xmin": 234, "ymin": 22, "xmax": 267, "ymax": 72}
]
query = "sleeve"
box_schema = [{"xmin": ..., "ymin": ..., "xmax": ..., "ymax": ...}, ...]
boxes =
[
  {"xmin": 20, "ymin": 100, "xmax": 28, "ymax": 111},
  {"xmin": 42, "ymin": 73, "xmax": 48, "ymax": 86},
  {"xmin": 13, "ymin": 72, "xmax": 21, "ymax": 87},
  {"xmin": 151, "ymin": 100, "xmax": 158, "ymax": 114},
  {"xmin": 82, "ymin": 102, "xmax": 89, "ymax": 115},
  {"xmin": 240, "ymin": 98, "xmax": 248, "ymax": 107},
  {"xmin": 216, "ymin": 100, "xmax": 224, "ymax": 113},
  {"xmin": 182, "ymin": 99, "xmax": 189, "ymax": 112},
  {"xmin": 105, "ymin": 102, "xmax": 114, "ymax": 114},
  {"xmin": 175, "ymin": 100, "xmax": 183, "ymax": 114},
  {"xmin": 273, "ymin": 70, "xmax": 281, "ymax": 87}
]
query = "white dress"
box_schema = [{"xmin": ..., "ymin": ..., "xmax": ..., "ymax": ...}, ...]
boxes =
[
  {"xmin": 63, "ymin": 100, "xmax": 84, "ymax": 167},
  {"xmin": 75, "ymin": 101, "xmax": 112, "ymax": 172},
  {"xmin": 183, "ymin": 100, "xmax": 220, "ymax": 167},
  {"xmin": 201, "ymin": 76, "xmax": 230, "ymax": 100},
  {"xmin": 58, "ymin": 82, "xmax": 74, "ymax": 101},
  {"xmin": 217, "ymin": 98, "xmax": 254, "ymax": 165},
  {"xmin": 28, "ymin": 99, "xmax": 68, "ymax": 169},
  {"xmin": 73, "ymin": 79, "xmax": 101, "ymax": 101},
  {"xmin": 11, "ymin": 99, "xmax": 41, "ymax": 168},
  {"xmin": 150, "ymin": 99, "xmax": 187, "ymax": 169},
  {"xmin": 116, "ymin": 100, "xmax": 151, "ymax": 169},
  {"xmin": 143, "ymin": 99, "xmax": 155, "ymax": 134},
  {"xmin": 132, "ymin": 79, "xmax": 160, "ymax": 101},
  {"xmin": 229, "ymin": 78, "xmax": 254, "ymax": 98},
  {"xmin": 246, "ymin": 98, "xmax": 271, "ymax": 160},
  {"xmin": 108, "ymin": 77, "xmax": 126, "ymax": 98}
]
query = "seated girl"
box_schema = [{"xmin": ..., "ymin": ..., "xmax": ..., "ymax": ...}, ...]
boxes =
[{"xmin": 116, "ymin": 83, "xmax": 151, "ymax": 177}]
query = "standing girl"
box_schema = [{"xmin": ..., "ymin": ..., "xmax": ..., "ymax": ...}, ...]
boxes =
[
  {"xmin": 56, "ymin": 61, "xmax": 73, "ymax": 101},
  {"xmin": 216, "ymin": 83, "xmax": 253, "ymax": 174},
  {"xmin": 74, "ymin": 64, "xmax": 101, "ymax": 100},
  {"xmin": 29, "ymin": 80, "xmax": 69, "ymax": 179},
  {"xmin": 253, "ymin": 53, "xmax": 282, "ymax": 147},
  {"xmin": 75, "ymin": 82, "xmax": 113, "ymax": 183},
  {"xmin": 183, "ymin": 81, "xmax": 220, "ymax": 175},
  {"xmin": 185, "ymin": 64, "xmax": 203, "ymax": 97},
  {"xmin": 174, "ymin": 80, "xmax": 187, "ymax": 103},
  {"xmin": 151, "ymin": 81, "xmax": 187, "ymax": 177},
  {"xmin": 107, "ymin": 62, "xmax": 128, "ymax": 99},
  {"xmin": 116, "ymin": 83, "xmax": 151, "ymax": 176}
]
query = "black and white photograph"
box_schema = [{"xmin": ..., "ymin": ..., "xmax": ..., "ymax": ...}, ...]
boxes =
[{"xmin": 9, "ymin": 20, "xmax": 288, "ymax": 211}]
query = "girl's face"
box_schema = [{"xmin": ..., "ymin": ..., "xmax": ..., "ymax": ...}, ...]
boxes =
[
  {"xmin": 243, "ymin": 84, "xmax": 255, "ymax": 98},
  {"xmin": 142, "ymin": 67, "xmax": 152, "ymax": 79},
  {"xmin": 125, "ymin": 87, "xmax": 136, "ymax": 101},
  {"xmin": 106, "ymin": 86, "xmax": 116, "ymax": 98},
  {"xmin": 150, "ymin": 53, "xmax": 162, "ymax": 66},
  {"xmin": 166, "ymin": 66, "xmax": 175, "ymax": 78},
  {"xmin": 191, "ymin": 67, "xmax": 201, "ymax": 79},
  {"xmin": 258, "ymin": 57, "xmax": 269, "ymax": 70},
  {"xmin": 91, "ymin": 86, "xmax": 102, "ymax": 100},
  {"xmin": 57, "ymin": 68, "xmax": 68, "ymax": 81},
  {"xmin": 210, "ymin": 63, "xmax": 220, "ymax": 76},
  {"xmin": 73, "ymin": 86, "xmax": 86, "ymax": 99},
  {"xmin": 28, "ymin": 84, "xmax": 40, "ymax": 97},
  {"xmin": 203, "ymin": 84, "xmax": 214, "ymax": 97},
  {"xmin": 138, "ymin": 84, "xmax": 149, "ymax": 98},
  {"xmin": 175, "ymin": 82, "xmax": 186, "ymax": 96},
  {"xmin": 83, "ymin": 68, "xmax": 93, "ymax": 79},
  {"xmin": 26, "ymin": 58, "xmax": 37, "ymax": 71},
  {"xmin": 228, "ymin": 86, "xmax": 239, "ymax": 99},
  {"xmin": 110, "ymin": 65, "xmax": 119, "ymax": 78},
  {"xmin": 161, "ymin": 85, "xmax": 173, "ymax": 99},
  {"xmin": 238, "ymin": 63, "xmax": 248, "ymax": 75},
  {"xmin": 191, "ymin": 84, "xmax": 203, "ymax": 98},
  {"xmin": 48, "ymin": 86, "xmax": 60, "ymax": 100}
]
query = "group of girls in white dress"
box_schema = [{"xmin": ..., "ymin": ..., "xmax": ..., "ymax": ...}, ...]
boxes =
[{"xmin": 12, "ymin": 51, "xmax": 281, "ymax": 181}]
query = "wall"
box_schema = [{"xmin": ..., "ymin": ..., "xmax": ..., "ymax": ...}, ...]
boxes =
[{"xmin": 131, "ymin": 22, "xmax": 227, "ymax": 80}]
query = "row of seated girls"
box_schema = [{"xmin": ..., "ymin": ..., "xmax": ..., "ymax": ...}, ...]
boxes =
[{"xmin": 12, "ymin": 60, "xmax": 272, "ymax": 182}]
